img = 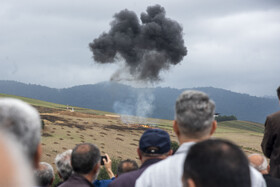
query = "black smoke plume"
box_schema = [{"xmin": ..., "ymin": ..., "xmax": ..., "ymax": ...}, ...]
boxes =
[{"xmin": 89, "ymin": 4, "xmax": 187, "ymax": 82}]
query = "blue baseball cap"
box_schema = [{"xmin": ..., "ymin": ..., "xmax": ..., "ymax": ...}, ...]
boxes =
[{"xmin": 139, "ymin": 129, "xmax": 171, "ymax": 154}]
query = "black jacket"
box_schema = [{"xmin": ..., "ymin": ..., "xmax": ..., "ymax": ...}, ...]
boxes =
[
  {"xmin": 263, "ymin": 174, "xmax": 280, "ymax": 187},
  {"xmin": 261, "ymin": 111, "xmax": 280, "ymax": 178},
  {"xmin": 58, "ymin": 173, "xmax": 95, "ymax": 187}
]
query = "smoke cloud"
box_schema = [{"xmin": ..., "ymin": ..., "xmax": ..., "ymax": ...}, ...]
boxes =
[
  {"xmin": 89, "ymin": 4, "xmax": 187, "ymax": 82},
  {"xmin": 113, "ymin": 89, "xmax": 155, "ymax": 124}
]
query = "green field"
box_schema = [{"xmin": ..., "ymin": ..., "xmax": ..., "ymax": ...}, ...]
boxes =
[{"xmin": 0, "ymin": 93, "xmax": 112, "ymax": 115}]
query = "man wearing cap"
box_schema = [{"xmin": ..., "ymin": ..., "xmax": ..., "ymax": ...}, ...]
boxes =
[
  {"xmin": 136, "ymin": 90, "xmax": 266, "ymax": 187},
  {"xmin": 108, "ymin": 128, "xmax": 173, "ymax": 187}
]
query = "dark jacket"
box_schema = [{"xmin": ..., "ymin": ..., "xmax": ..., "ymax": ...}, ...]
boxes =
[
  {"xmin": 58, "ymin": 173, "xmax": 95, "ymax": 187},
  {"xmin": 261, "ymin": 111, "xmax": 280, "ymax": 178},
  {"xmin": 108, "ymin": 158, "xmax": 162, "ymax": 187},
  {"xmin": 263, "ymin": 174, "xmax": 280, "ymax": 187}
]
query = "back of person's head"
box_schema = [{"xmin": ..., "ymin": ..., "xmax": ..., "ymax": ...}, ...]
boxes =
[
  {"xmin": 277, "ymin": 86, "xmax": 280, "ymax": 100},
  {"xmin": 0, "ymin": 98, "xmax": 41, "ymax": 163},
  {"xmin": 117, "ymin": 159, "xmax": 139, "ymax": 176},
  {"xmin": 55, "ymin": 149, "xmax": 73, "ymax": 181},
  {"xmin": 248, "ymin": 153, "xmax": 268, "ymax": 174},
  {"xmin": 0, "ymin": 132, "xmax": 35, "ymax": 186},
  {"xmin": 34, "ymin": 162, "xmax": 54, "ymax": 187},
  {"xmin": 139, "ymin": 128, "xmax": 171, "ymax": 158},
  {"xmin": 71, "ymin": 143, "xmax": 100, "ymax": 175},
  {"xmin": 183, "ymin": 139, "xmax": 251, "ymax": 187},
  {"xmin": 175, "ymin": 90, "xmax": 215, "ymax": 138}
]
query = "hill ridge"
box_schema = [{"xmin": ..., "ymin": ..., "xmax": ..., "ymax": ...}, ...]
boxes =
[{"xmin": 0, "ymin": 80, "xmax": 278, "ymax": 123}]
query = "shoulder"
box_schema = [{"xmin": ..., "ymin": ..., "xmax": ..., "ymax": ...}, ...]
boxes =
[
  {"xmin": 249, "ymin": 166, "xmax": 266, "ymax": 187},
  {"xmin": 138, "ymin": 144, "xmax": 190, "ymax": 177},
  {"xmin": 136, "ymin": 154, "xmax": 186, "ymax": 187},
  {"xmin": 267, "ymin": 111, "xmax": 280, "ymax": 120},
  {"xmin": 263, "ymin": 174, "xmax": 280, "ymax": 186},
  {"xmin": 145, "ymin": 154, "xmax": 182, "ymax": 172},
  {"xmin": 109, "ymin": 170, "xmax": 139, "ymax": 187},
  {"xmin": 265, "ymin": 111, "xmax": 280, "ymax": 127}
]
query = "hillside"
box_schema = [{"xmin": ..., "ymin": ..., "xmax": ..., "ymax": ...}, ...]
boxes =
[
  {"xmin": 0, "ymin": 80, "xmax": 278, "ymax": 123},
  {"xmin": 0, "ymin": 93, "xmax": 265, "ymax": 161}
]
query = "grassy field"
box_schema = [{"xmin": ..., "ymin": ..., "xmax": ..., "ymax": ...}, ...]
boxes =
[
  {"xmin": 0, "ymin": 93, "xmax": 265, "ymax": 167},
  {"xmin": 0, "ymin": 93, "xmax": 113, "ymax": 115}
]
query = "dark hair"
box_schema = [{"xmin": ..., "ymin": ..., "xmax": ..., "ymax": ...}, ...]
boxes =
[
  {"xmin": 183, "ymin": 139, "xmax": 251, "ymax": 187},
  {"xmin": 277, "ymin": 86, "xmax": 280, "ymax": 100},
  {"xmin": 117, "ymin": 159, "xmax": 138, "ymax": 176},
  {"xmin": 71, "ymin": 143, "xmax": 100, "ymax": 174}
]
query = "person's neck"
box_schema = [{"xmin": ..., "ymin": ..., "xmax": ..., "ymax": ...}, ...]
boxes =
[
  {"xmin": 141, "ymin": 156, "xmax": 164, "ymax": 164},
  {"xmin": 178, "ymin": 135, "xmax": 210, "ymax": 145},
  {"xmin": 261, "ymin": 170, "xmax": 269, "ymax": 175},
  {"xmin": 82, "ymin": 173, "xmax": 94, "ymax": 183}
]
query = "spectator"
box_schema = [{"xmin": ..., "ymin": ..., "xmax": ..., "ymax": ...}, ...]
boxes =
[
  {"xmin": 135, "ymin": 90, "xmax": 266, "ymax": 187},
  {"xmin": 55, "ymin": 149, "xmax": 115, "ymax": 187},
  {"xmin": 34, "ymin": 162, "xmax": 55, "ymax": 187},
  {"xmin": 55, "ymin": 149, "xmax": 73, "ymax": 185},
  {"xmin": 261, "ymin": 86, "xmax": 280, "ymax": 178},
  {"xmin": 0, "ymin": 132, "xmax": 35, "ymax": 186},
  {"xmin": 0, "ymin": 98, "xmax": 42, "ymax": 168},
  {"xmin": 59, "ymin": 143, "xmax": 100, "ymax": 187},
  {"xmin": 94, "ymin": 157, "xmax": 138, "ymax": 187},
  {"xmin": 116, "ymin": 159, "xmax": 138, "ymax": 177},
  {"xmin": 249, "ymin": 153, "xmax": 280, "ymax": 186},
  {"xmin": 93, "ymin": 154, "xmax": 116, "ymax": 187},
  {"xmin": 109, "ymin": 128, "xmax": 172, "ymax": 187},
  {"xmin": 182, "ymin": 139, "xmax": 251, "ymax": 187}
]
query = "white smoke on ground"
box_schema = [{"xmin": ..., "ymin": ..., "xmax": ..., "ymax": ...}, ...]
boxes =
[{"xmin": 113, "ymin": 89, "xmax": 155, "ymax": 124}]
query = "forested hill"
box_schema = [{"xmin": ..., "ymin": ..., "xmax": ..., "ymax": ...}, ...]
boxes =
[{"xmin": 0, "ymin": 80, "xmax": 278, "ymax": 123}]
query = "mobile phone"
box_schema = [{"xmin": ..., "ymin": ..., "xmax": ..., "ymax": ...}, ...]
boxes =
[{"xmin": 100, "ymin": 155, "xmax": 107, "ymax": 165}]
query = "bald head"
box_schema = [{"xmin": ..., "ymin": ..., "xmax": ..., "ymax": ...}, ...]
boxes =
[
  {"xmin": 248, "ymin": 154, "xmax": 268, "ymax": 174},
  {"xmin": 71, "ymin": 143, "xmax": 100, "ymax": 175}
]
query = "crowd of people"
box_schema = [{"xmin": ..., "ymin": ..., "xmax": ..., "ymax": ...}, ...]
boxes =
[{"xmin": 0, "ymin": 87, "xmax": 280, "ymax": 187}]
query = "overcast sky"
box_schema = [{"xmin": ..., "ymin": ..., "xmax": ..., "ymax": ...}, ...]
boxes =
[{"xmin": 0, "ymin": 0, "xmax": 279, "ymax": 97}]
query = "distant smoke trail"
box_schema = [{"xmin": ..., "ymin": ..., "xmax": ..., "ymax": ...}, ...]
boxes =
[
  {"xmin": 89, "ymin": 4, "xmax": 187, "ymax": 82},
  {"xmin": 113, "ymin": 89, "xmax": 155, "ymax": 124}
]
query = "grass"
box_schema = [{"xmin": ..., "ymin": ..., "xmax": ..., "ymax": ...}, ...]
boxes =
[
  {"xmin": 0, "ymin": 93, "xmax": 113, "ymax": 115},
  {"xmin": 1, "ymin": 93, "xmax": 266, "ymax": 160},
  {"xmin": 217, "ymin": 120, "xmax": 264, "ymax": 133}
]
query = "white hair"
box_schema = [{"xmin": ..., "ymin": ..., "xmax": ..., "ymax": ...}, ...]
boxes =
[
  {"xmin": 248, "ymin": 153, "xmax": 268, "ymax": 172},
  {"xmin": 55, "ymin": 149, "xmax": 73, "ymax": 181},
  {"xmin": 0, "ymin": 98, "xmax": 41, "ymax": 160},
  {"xmin": 175, "ymin": 90, "xmax": 215, "ymax": 137},
  {"xmin": 34, "ymin": 162, "xmax": 54, "ymax": 186},
  {"xmin": 0, "ymin": 132, "xmax": 35, "ymax": 186}
]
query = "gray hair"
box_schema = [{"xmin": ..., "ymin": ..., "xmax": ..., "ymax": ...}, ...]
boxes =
[
  {"xmin": 55, "ymin": 149, "xmax": 73, "ymax": 181},
  {"xmin": 248, "ymin": 154, "xmax": 268, "ymax": 172},
  {"xmin": 34, "ymin": 162, "xmax": 54, "ymax": 186},
  {"xmin": 175, "ymin": 90, "xmax": 215, "ymax": 137},
  {"xmin": 0, "ymin": 98, "xmax": 41, "ymax": 160}
]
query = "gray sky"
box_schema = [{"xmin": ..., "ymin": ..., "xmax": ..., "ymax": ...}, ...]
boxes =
[{"xmin": 0, "ymin": 0, "xmax": 279, "ymax": 97}]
